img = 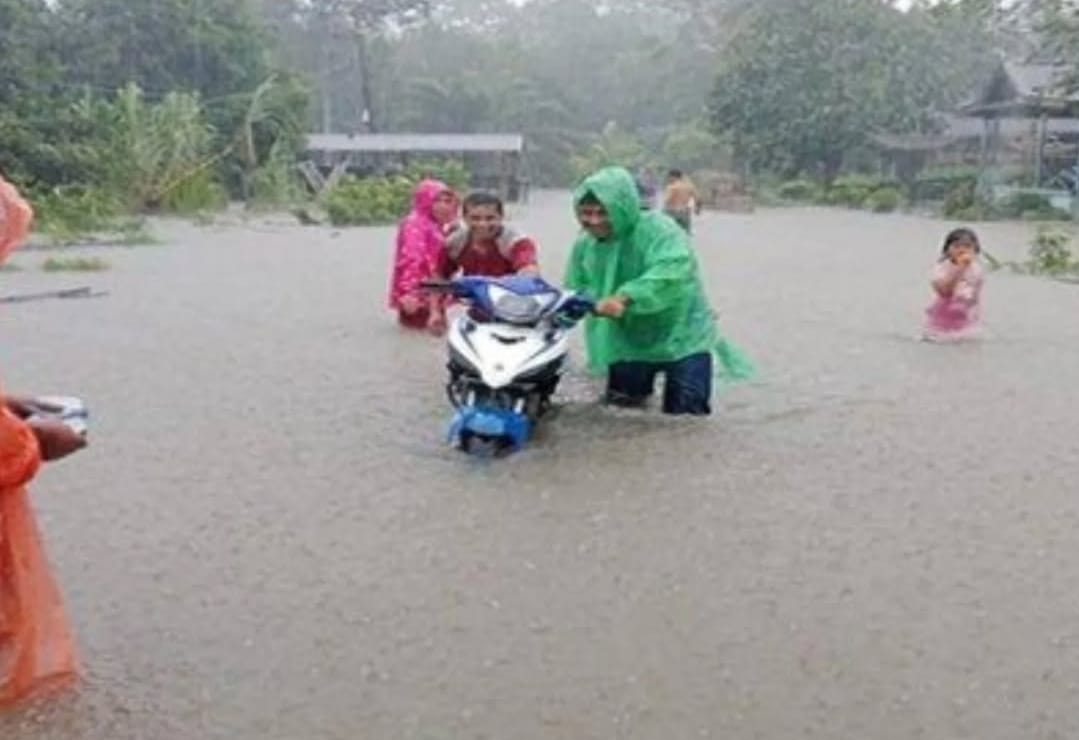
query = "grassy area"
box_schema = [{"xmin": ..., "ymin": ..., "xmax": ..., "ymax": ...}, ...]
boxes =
[{"xmin": 41, "ymin": 256, "xmax": 111, "ymax": 272}]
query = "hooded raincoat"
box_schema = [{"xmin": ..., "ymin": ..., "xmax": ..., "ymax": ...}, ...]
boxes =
[
  {"xmin": 388, "ymin": 179, "xmax": 456, "ymax": 310},
  {"xmin": 564, "ymin": 166, "xmax": 754, "ymax": 381},
  {"xmin": 0, "ymin": 177, "xmax": 79, "ymax": 709}
]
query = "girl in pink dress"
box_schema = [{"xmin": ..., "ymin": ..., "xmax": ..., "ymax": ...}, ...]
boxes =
[
  {"xmin": 924, "ymin": 227, "xmax": 984, "ymax": 341},
  {"xmin": 388, "ymin": 179, "xmax": 459, "ymax": 330}
]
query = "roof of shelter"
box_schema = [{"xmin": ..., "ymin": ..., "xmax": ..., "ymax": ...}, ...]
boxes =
[{"xmin": 305, "ymin": 133, "xmax": 525, "ymax": 154}]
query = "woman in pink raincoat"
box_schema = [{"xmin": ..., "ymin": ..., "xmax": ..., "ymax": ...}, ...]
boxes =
[{"xmin": 388, "ymin": 179, "xmax": 460, "ymax": 330}]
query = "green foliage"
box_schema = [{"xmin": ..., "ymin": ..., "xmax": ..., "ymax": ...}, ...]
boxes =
[
  {"xmin": 948, "ymin": 205, "xmax": 990, "ymax": 222},
  {"xmin": 661, "ymin": 123, "xmax": 727, "ymax": 175},
  {"xmin": 1, "ymin": 0, "xmax": 310, "ymax": 210},
  {"xmin": 247, "ymin": 141, "xmax": 307, "ymax": 210},
  {"xmin": 774, "ymin": 176, "xmax": 901, "ymax": 211},
  {"xmin": 776, "ymin": 179, "xmax": 824, "ymax": 203},
  {"xmin": 825, "ymin": 175, "xmax": 894, "ymax": 208},
  {"xmin": 710, "ymin": 0, "xmax": 993, "ymax": 179},
  {"xmin": 866, "ymin": 187, "xmax": 902, "ymax": 213},
  {"xmin": 942, "ymin": 188, "xmax": 1073, "ymax": 223},
  {"xmin": 1000, "ymin": 192, "xmax": 1054, "ymax": 216},
  {"xmin": 49, "ymin": 84, "xmax": 225, "ymax": 215},
  {"xmin": 915, "ymin": 167, "xmax": 980, "ymax": 203},
  {"xmin": 402, "ymin": 160, "xmax": 471, "ymax": 195},
  {"xmin": 943, "ymin": 181, "xmax": 978, "ymax": 218},
  {"xmin": 324, "ymin": 175, "xmax": 414, "ymax": 226},
  {"xmin": 1028, "ymin": 227, "xmax": 1077, "ymax": 274},
  {"xmin": 1021, "ymin": 207, "xmax": 1073, "ymax": 222},
  {"xmin": 161, "ymin": 169, "xmax": 229, "ymax": 215},
  {"xmin": 14, "ymin": 71, "xmax": 308, "ymax": 236},
  {"xmin": 111, "ymin": 85, "xmax": 219, "ymax": 211},
  {"xmin": 996, "ymin": 192, "xmax": 1072, "ymax": 222},
  {"xmin": 322, "ymin": 158, "xmax": 471, "ymax": 226},
  {"xmin": 570, "ymin": 124, "xmax": 650, "ymax": 183},
  {"xmin": 41, "ymin": 256, "xmax": 111, "ymax": 272},
  {"xmin": 33, "ymin": 187, "xmax": 125, "ymax": 236},
  {"xmin": 995, "ymin": 226, "xmax": 1079, "ymax": 276},
  {"xmin": 31, "ymin": 187, "xmax": 156, "ymax": 246},
  {"xmin": 226, "ymin": 73, "xmax": 312, "ymax": 199},
  {"xmin": 0, "ymin": 0, "xmax": 1043, "ymax": 200},
  {"xmin": 57, "ymin": 0, "xmax": 272, "ymax": 100}
]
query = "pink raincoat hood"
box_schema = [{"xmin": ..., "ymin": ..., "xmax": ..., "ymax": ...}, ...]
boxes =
[{"xmin": 411, "ymin": 179, "xmax": 453, "ymax": 221}]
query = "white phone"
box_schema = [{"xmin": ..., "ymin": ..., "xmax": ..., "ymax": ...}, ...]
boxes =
[{"xmin": 27, "ymin": 396, "xmax": 89, "ymax": 436}]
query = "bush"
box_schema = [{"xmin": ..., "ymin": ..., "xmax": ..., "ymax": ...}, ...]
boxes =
[
  {"xmin": 403, "ymin": 159, "xmax": 471, "ymax": 194},
  {"xmin": 866, "ymin": 187, "xmax": 902, "ymax": 213},
  {"xmin": 325, "ymin": 175, "xmax": 414, "ymax": 227},
  {"xmin": 33, "ymin": 187, "xmax": 124, "ymax": 235},
  {"xmin": 569, "ymin": 123, "xmax": 650, "ymax": 182},
  {"xmin": 323, "ymin": 159, "xmax": 473, "ymax": 227},
  {"xmin": 41, "ymin": 256, "xmax": 110, "ymax": 272},
  {"xmin": 31, "ymin": 186, "xmax": 153, "ymax": 246},
  {"xmin": 1021, "ymin": 207, "xmax": 1073, "ymax": 222},
  {"xmin": 776, "ymin": 179, "xmax": 823, "ymax": 203},
  {"xmin": 998, "ymin": 191, "xmax": 1053, "ymax": 218},
  {"xmin": 913, "ymin": 166, "xmax": 979, "ymax": 202},
  {"xmin": 949, "ymin": 205, "xmax": 990, "ymax": 222},
  {"xmin": 1027, "ymin": 226, "xmax": 1077, "ymax": 274},
  {"xmin": 247, "ymin": 141, "xmax": 307, "ymax": 211},
  {"xmin": 662, "ymin": 123, "xmax": 728, "ymax": 174},
  {"xmin": 160, "ymin": 169, "xmax": 229, "ymax": 215},
  {"xmin": 943, "ymin": 181, "xmax": 977, "ymax": 218},
  {"xmin": 825, "ymin": 174, "xmax": 891, "ymax": 208}
]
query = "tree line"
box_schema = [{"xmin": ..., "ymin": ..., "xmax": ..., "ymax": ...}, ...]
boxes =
[{"xmin": 1, "ymin": 0, "xmax": 1075, "ymax": 211}]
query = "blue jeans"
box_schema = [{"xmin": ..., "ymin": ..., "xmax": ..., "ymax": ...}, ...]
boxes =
[{"xmin": 606, "ymin": 352, "xmax": 713, "ymax": 416}]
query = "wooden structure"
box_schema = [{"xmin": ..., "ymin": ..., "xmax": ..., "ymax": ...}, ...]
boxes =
[
  {"xmin": 958, "ymin": 61, "xmax": 1079, "ymax": 196},
  {"xmin": 871, "ymin": 125, "xmax": 979, "ymax": 187},
  {"xmin": 874, "ymin": 62, "xmax": 1079, "ymax": 198},
  {"xmin": 303, "ymin": 133, "xmax": 530, "ymax": 202}
]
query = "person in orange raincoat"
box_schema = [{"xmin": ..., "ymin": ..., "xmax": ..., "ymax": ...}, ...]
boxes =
[{"xmin": 0, "ymin": 174, "xmax": 86, "ymax": 709}]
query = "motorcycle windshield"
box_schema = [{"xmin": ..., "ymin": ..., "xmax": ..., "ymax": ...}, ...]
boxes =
[{"xmin": 486, "ymin": 284, "xmax": 559, "ymax": 324}]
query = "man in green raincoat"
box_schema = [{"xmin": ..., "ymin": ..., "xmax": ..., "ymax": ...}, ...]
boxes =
[{"xmin": 564, "ymin": 166, "xmax": 753, "ymax": 415}]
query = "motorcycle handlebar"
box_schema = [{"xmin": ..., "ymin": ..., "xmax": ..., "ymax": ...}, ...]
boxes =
[
  {"xmin": 557, "ymin": 294, "xmax": 596, "ymax": 320},
  {"xmin": 419, "ymin": 280, "xmax": 596, "ymax": 320},
  {"xmin": 419, "ymin": 280, "xmax": 454, "ymax": 292}
]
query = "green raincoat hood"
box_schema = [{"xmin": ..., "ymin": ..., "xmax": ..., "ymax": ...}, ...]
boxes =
[{"xmin": 573, "ymin": 167, "xmax": 641, "ymax": 240}]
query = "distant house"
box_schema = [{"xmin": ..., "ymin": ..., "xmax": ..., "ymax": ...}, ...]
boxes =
[
  {"xmin": 873, "ymin": 61, "xmax": 1079, "ymax": 191},
  {"xmin": 958, "ymin": 61, "xmax": 1079, "ymax": 119},
  {"xmin": 303, "ymin": 133, "xmax": 530, "ymax": 202}
]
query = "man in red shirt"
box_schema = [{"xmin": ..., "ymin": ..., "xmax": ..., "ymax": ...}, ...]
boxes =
[{"xmin": 427, "ymin": 192, "xmax": 540, "ymax": 334}]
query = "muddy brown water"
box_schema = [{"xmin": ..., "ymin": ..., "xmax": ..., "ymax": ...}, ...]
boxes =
[{"xmin": 3, "ymin": 194, "xmax": 1079, "ymax": 739}]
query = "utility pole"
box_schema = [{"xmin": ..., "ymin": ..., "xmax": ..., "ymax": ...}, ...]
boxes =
[
  {"xmin": 194, "ymin": 0, "xmax": 204, "ymax": 92},
  {"xmin": 320, "ymin": 5, "xmax": 334, "ymax": 133}
]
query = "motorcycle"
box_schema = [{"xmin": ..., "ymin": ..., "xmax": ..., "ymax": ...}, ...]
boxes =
[{"xmin": 423, "ymin": 275, "xmax": 594, "ymax": 453}]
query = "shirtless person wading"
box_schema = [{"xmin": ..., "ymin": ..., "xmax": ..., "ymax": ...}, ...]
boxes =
[{"xmin": 663, "ymin": 169, "xmax": 701, "ymax": 234}]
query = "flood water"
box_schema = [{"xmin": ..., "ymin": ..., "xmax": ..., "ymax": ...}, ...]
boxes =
[{"xmin": 4, "ymin": 192, "xmax": 1079, "ymax": 739}]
